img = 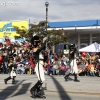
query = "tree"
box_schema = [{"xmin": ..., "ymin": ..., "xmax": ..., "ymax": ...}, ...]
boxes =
[
  {"xmin": 14, "ymin": 21, "xmax": 70, "ymax": 45},
  {"xmin": 28, "ymin": 21, "xmax": 47, "ymax": 40},
  {"xmin": 13, "ymin": 26, "xmax": 29, "ymax": 39},
  {"xmin": 47, "ymin": 29, "xmax": 70, "ymax": 45},
  {"xmin": 29, "ymin": 21, "xmax": 70, "ymax": 45}
]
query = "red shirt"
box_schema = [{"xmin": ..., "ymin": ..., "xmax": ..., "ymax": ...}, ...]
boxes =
[
  {"xmin": 87, "ymin": 64, "xmax": 91, "ymax": 70},
  {"xmin": 0, "ymin": 57, "xmax": 3, "ymax": 64},
  {"xmin": 97, "ymin": 65, "xmax": 100, "ymax": 68},
  {"xmin": 60, "ymin": 65, "xmax": 66, "ymax": 70}
]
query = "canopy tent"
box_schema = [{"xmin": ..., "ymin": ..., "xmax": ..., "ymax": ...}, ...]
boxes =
[{"xmin": 79, "ymin": 42, "xmax": 100, "ymax": 52}]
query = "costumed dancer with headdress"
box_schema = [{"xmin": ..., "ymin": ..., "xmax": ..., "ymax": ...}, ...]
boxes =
[
  {"xmin": 30, "ymin": 34, "xmax": 47, "ymax": 98},
  {"xmin": 64, "ymin": 44, "xmax": 80, "ymax": 82}
]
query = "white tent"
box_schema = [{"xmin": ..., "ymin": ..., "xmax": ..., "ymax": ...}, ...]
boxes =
[{"xmin": 79, "ymin": 42, "xmax": 100, "ymax": 52}]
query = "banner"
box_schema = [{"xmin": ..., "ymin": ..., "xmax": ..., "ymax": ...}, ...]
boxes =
[{"xmin": 0, "ymin": 20, "xmax": 28, "ymax": 38}]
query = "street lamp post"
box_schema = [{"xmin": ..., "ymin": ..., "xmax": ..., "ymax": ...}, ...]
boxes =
[
  {"xmin": 75, "ymin": 25, "xmax": 77, "ymax": 43},
  {"xmin": 45, "ymin": 2, "xmax": 49, "ymax": 33}
]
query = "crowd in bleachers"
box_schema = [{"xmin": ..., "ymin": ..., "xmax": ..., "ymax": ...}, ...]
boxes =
[{"xmin": 0, "ymin": 39, "xmax": 100, "ymax": 77}]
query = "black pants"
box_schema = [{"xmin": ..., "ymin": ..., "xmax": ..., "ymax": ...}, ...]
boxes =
[
  {"xmin": 64, "ymin": 73, "xmax": 79, "ymax": 81},
  {"xmin": 5, "ymin": 76, "xmax": 16, "ymax": 83},
  {"xmin": 30, "ymin": 80, "xmax": 46, "ymax": 98},
  {"xmin": 30, "ymin": 80, "xmax": 43, "ymax": 92}
]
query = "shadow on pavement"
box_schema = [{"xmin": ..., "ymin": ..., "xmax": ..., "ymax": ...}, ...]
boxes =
[
  {"xmin": 68, "ymin": 77, "xmax": 74, "ymax": 81},
  {"xmin": 0, "ymin": 75, "xmax": 72, "ymax": 100},
  {"xmin": 50, "ymin": 76, "xmax": 71, "ymax": 100},
  {"xmin": 0, "ymin": 80, "xmax": 31, "ymax": 100}
]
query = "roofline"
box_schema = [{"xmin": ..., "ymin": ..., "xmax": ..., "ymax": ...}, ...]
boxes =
[{"xmin": 47, "ymin": 26, "xmax": 100, "ymax": 31}]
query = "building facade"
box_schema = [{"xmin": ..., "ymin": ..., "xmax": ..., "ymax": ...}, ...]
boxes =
[{"xmin": 48, "ymin": 19, "xmax": 100, "ymax": 49}]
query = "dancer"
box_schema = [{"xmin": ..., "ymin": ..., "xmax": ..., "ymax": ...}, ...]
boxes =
[
  {"xmin": 4, "ymin": 59, "xmax": 17, "ymax": 84},
  {"xmin": 30, "ymin": 35, "xmax": 47, "ymax": 98},
  {"xmin": 64, "ymin": 44, "xmax": 80, "ymax": 82}
]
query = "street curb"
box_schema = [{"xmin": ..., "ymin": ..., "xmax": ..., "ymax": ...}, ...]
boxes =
[
  {"xmin": 45, "ymin": 90, "xmax": 100, "ymax": 96},
  {"xmin": 0, "ymin": 88, "xmax": 100, "ymax": 96}
]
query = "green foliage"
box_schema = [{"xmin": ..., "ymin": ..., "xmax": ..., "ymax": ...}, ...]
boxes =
[
  {"xmin": 13, "ymin": 26, "xmax": 29, "ymax": 39},
  {"xmin": 28, "ymin": 21, "xmax": 47, "ymax": 40},
  {"xmin": 47, "ymin": 29, "xmax": 69, "ymax": 45},
  {"xmin": 14, "ymin": 21, "xmax": 70, "ymax": 45}
]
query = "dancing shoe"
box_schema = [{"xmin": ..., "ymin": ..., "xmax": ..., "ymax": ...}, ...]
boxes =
[
  {"xmin": 74, "ymin": 79, "xmax": 80, "ymax": 82},
  {"xmin": 12, "ymin": 80, "xmax": 15, "ymax": 84},
  {"xmin": 64, "ymin": 76, "xmax": 68, "ymax": 81},
  {"xmin": 30, "ymin": 89, "xmax": 37, "ymax": 98},
  {"xmin": 37, "ymin": 94, "xmax": 46, "ymax": 98},
  {"xmin": 36, "ymin": 90, "xmax": 46, "ymax": 98},
  {"xmin": 4, "ymin": 79, "xmax": 7, "ymax": 84},
  {"xmin": 30, "ymin": 88, "xmax": 46, "ymax": 99}
]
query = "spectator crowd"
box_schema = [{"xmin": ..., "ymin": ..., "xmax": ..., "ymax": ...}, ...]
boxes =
[{"xmin": 0, "ymin": 39, "xmax": 100, "ymax": 78}]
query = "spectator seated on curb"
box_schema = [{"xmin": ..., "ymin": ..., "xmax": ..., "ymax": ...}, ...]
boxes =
[
  {"xmin": 65, "ymin": 65, "xmax": 71, "ymax": 75},
  {"xmin": 17, "ymin": 62, "xmax": 25, "ymax": 74},
  {"xmin": 59, "ymin": 62, "xmax": 66, "ymax": 75},
  {"xmin": 90, "ymin": 63, "xmax": 95, "ymax": 77},
  {"xmin": 24, "ymin": 62, "xmax": 32, "ymax": 74},
  {"xmin": 0, "ymin": 65, "xmax": 3, "ymax": 73},
  {"xmin": 29, "ymin": 60, "xmax": 35, "ymax": 74},
  {"xmin": 96, "ymin": 64, "xmax": 100, "ymax": 77},
  {"xmin": 86, "ymin": 61, "xmax": 91, "ymax": 76},
  {"xmin": 47, "ymin": 63, "xmax": 56, "ymax": 75},
  {"xmin": 52, "ymin": 60, "xmax": 59, "ymax": 75},
  {"xmin": 21, "ymin": 57, "xmax": 26, "ymax": 65},
  {"xmin": 78, "ymin": 61, "xmax": 86, "ymax": 76},
  {"xmin": 43, "ymin": 62, "xmax": 48, "ymax": 75},
  {"xmin": 96, "ymin": 59, "xmax": 100, "ymax": 77}
]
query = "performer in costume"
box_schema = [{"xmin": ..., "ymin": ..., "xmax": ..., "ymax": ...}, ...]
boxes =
[
  {"xmin": 64, "ymin": 44, "xmax": 80, "ymax": 82},
  {"xmin": 30, "ymin": 35, "xmax": 47, "ymax": 98},
  {"xmin": 4, "ymin": 59, "xmax": 17, "ymax": 84}
]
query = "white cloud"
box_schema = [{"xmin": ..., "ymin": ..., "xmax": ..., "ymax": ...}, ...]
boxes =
[{"xmin": 0, "ymin": 0, "xmax": 100, "ymax": 23}]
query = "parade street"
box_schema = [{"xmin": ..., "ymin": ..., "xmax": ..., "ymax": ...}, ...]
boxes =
[{"xmin": 0, "ymin": 74, "xmax": 100, "ymax": 100}]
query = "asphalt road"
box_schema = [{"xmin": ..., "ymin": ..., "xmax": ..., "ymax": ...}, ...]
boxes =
[{"xmin": 0, "ymin": 74, "xmax": 100, "ymax": 100}]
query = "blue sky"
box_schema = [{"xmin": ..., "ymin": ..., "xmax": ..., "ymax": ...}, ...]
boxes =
[{"xmin": 0, "ymin": 0, "xmax": 100, "ymax": 23}]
